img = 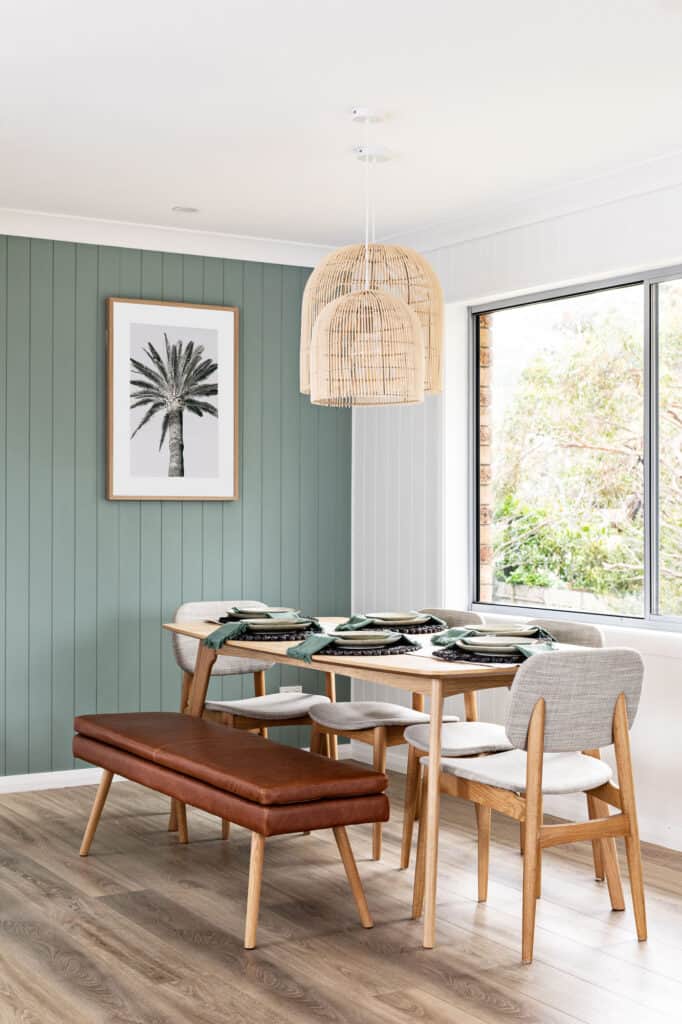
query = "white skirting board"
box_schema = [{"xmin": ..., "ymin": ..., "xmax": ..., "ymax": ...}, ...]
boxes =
[{"xmin": 0, "ymin": 767, "xmax": 126, "ymax": 794}]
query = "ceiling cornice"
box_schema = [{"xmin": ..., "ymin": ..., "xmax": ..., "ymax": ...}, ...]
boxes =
[
  {"xmin": 0, "ymin": 207, "xmax": 333, "ymax": 268},
  {"xmin": 381, "ymin": 149, "xmax": 682, "ymax": 255}
]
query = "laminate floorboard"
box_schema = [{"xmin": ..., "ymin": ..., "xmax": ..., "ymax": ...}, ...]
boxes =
[{"xmin": 0, "ymin": 769, "xmax": 680, "ymax": 1023}]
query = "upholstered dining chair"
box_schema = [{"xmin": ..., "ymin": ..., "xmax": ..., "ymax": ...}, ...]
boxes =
[
  {"xmin": 412, "ymin": 647, "xmax": 646, "ymax": 964},
  {"xmin": 169, "ymin": 600, "xmax": 333, "ymax": 838},
  {"xmin": 400, "ymin": 614, "xmax": 606, "ymax": 870},
  {"xmin": 309, "ymin": 608, "xmax": 482, "ymax": 862}
]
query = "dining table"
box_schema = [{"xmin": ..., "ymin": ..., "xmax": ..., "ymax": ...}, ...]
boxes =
[{"xmin": 163, "ymin": 615, "xmax": 518, "ymax": 948}]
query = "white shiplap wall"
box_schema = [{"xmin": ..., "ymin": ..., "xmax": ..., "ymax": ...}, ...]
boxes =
[{"xmin": 350, "ymin": 188, "xmax": 682, "ymax": 847}]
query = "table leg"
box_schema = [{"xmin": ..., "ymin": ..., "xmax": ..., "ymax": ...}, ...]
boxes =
[
  {"xmin": 423, "ymin": 678, "xmax": 444, "ymax": 949},
  {"xmin": 187, "ymin": 644, "xmax": 218, "ymax": 716},
  {"xmin": 174, "ymin": 644, "xmax": 217, "ymax": 842}
]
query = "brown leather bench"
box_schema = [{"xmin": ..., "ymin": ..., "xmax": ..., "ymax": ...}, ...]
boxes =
[{"xmin": 73, "ymin": 712, "xmax": 389, "ymax": 948}]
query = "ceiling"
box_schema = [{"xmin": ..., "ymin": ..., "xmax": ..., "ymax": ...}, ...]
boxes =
[{"xmin": 2, "ymin": 0, "xmax": 682, "ymax": 248}]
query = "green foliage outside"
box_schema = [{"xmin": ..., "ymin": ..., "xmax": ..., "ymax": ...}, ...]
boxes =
[{"xmin": 491, "ymin": 286, "xmax": 682, "ymax": 615}]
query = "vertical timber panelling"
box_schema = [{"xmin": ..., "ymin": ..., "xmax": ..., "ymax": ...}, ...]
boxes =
[{"xmin": 0, "ymin": 235, "xmax": 352, "ymax": 775}]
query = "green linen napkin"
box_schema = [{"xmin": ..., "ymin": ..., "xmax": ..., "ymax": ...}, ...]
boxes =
[
  {"xmin": 203, "ymin": 620, "xmax": 251, "ymax": 648},
  {"xmin": 286, "ymin": 632, "xmax": 421, "ymax": 664},
  {"xmin": 514, "ymin": 642, "xmax": 556, "ymax": 659},
  {"xmin": 432, "ymin": 625, "xmax": 556, "ymax": 649},
  {"xmin": 204, "ymin": 615, "xmax": 322, "ymax": 649},
  {"xmin": 431, "ymin": 627, "xmax": 480, "ymax": 646},
  {"xmin": 336, "ymin": 612, "xmax": 446, "ymax": 631}
]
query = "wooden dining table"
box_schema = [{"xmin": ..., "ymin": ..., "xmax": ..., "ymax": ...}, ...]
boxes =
[{"xmin": 163, "ymin": 616, "xmax": 518, "ymax": 948}]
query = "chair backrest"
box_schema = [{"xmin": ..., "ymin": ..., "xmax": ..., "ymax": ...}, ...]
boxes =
[
  {"xmin": 173, "ymin": 600, "xmax": 268, "ymax": 674},
  {"xmin": 420, "ymin": 608, "xmax": 484, "ymax": 627},
  {"xmin": 505, "ymin": 648, "xmax": 643, "ymax": 752},
  {"xmin": 527, "ymin": 618, "xmax": 604, "ymax": 648}
]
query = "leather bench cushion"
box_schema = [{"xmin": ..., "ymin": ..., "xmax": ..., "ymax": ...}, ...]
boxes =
[
  {"xmin": 73, "ymin": 736, "xmax": 389, "ymax": 837},
  {"xmin": 74, "ymin": 712, "xmax": 388, "ymax": 806}
]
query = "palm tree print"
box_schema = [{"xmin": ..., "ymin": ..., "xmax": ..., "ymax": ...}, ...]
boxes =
[{"xmin": 130, "ymin": 333, "xmax": 218, "ymax": 477}]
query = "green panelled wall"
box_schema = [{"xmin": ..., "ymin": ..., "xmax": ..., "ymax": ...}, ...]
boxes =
[{"xmin": 0, "ymin": 236, "xmax": 352, "ymax": 775}]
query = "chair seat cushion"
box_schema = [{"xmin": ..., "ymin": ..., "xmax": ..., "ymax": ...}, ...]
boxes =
[
  {"xmin": 74, "ymin": 712, "xmax": 387, "ymax": 806},
  {"xmin": 310, "ymin": 701, "xmax": 460, "ymax": 731},
  {"xmin": 437, "ymin": 748, "xmax": 612, "ymax": 795},
  {"xmin": 204, "ymin": 692, "xmax": 329, "ymax": 720},
  {"xmin": 404, "ymin": 721, "xmax": 513, "ymax": 756}
]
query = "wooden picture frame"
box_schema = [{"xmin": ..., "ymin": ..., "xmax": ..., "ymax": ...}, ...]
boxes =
[{"xmin": 107, "ymin": 297, "xmax": 239, "ymax": 500}]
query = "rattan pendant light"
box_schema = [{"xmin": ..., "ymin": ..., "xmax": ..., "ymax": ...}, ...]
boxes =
[
  {"xmin": 301, "ymin": 242, "xmax": 443, "ymax": 395},
  {"xmin": 306, "ymin": 109, "xmax": 431, "ymax": 407},
  {"xmin": 310, "ymin": 288, "xmax": 425, "ymax": 407}
]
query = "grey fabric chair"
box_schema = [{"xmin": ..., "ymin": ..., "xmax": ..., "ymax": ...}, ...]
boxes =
[
  {"xmin": 310, "ymin": 608, "xmax": 478, "ymax": 863},
  {"xmin": 173, "ymin": 600, "xmax": 330, "ymax": 735},
  {"xmin": 527, "ymin": 618, "xmax": 604, "ymax": 648},
  {"xmin": 169, "ymin": 599, "xmax": 331, "ymax": 841},
  {"xmin": 413, "ymin": 647, "xmax": 646, "ymax": 964}
]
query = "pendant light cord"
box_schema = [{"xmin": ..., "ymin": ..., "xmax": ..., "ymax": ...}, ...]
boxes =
[{"xmin": 364, "ymin": 118, "xmax": 370, "ymax": 291}]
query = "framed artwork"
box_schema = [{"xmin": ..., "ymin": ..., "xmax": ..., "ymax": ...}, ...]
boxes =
[{"xmin": 107, "ymin": 298, "xmax": 239, "ymax": 500}]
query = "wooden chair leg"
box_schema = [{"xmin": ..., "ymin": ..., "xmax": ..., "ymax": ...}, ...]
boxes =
[
  {"xmin": 521, "ymin": 699, "xmax": 545, "ymax": 964},
  {"xmin": 259, "ymin": 726, "xmax": 269, "ymax": 739},
  {"xmin": 519, "ymin": 821, "xmax": 525, "ymax": 855},
  {"xmin": 586, "ymin": 793, "xmax": 605, "ymax": 880},
  {"xmin": 176, "ymin": 802, "xmax": 189, "ymax": 844},
  {"xmin": 585, "ymin": 753, "xmax": 625, "ymax": 909},
  {"xmin": 310, "ymin": 724, "xmax": 324, "ymax": 755},
  {"xmin": 475, "ymin": 804, "xmax": 491, "ymax": 902},
  {"xmin": 221, "ymin": 819, "xmax": 231, "ymax": 841},
  {"xmin": 333, "ymin": 826, "xmax": 373, "ymax": 928},
  {"xmin": 614, "ymin": 694, "xmax": 647, "ymax": 941},
  {"xmin": 79, "ymin": 770, "xmax": 113, "ymax": 856},
  {"xmin": 323, "ymin": 733, "xmax": 332, "ymax": 758},
  {"xmin": 400, "ymin": 744, "xmax": 421, "ymax": 869},
  {"xmin": 324, "ymin": 674, "xmax": 339, "ymax": 759},
  {"xmin": 372, "ymin": 727, "xmax": 387, "ymax": 860},
  {"xmin": 244, "ymin": 833, "xmax": 266, "ymax": 949},
  {"xmin": 411, "ymin": 776, "xmax": 428, "ymax": 919}
]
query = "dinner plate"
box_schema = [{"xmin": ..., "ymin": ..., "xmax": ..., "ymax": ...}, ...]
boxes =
[
  {"xmin": 468, "ymin": 624, "xmax": 538, "ymax": 637},
  {"xmin": 230, "ymin": 606, "xmax": 297, "ymax": 618},
  {"xmin": 455, "ymin": 640, "xmax": 520, "ymax": 655},
  {"xmin": 333, "ymin": 631, "xmax": 399, "ymax": 648},
  {"xmin": 243, "ymin": 617, "xmax": 311, "ymax": 632},
  {"xmin": 367, "ymin": 612, "xmax": 430, "ymax": 625}
]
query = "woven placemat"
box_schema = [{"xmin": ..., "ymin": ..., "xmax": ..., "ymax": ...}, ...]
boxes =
[
  {"xmin": 324, "ymin": 642, "xmax": 417, "ymax": 657},
  {"xmin": 432, "ymin": 647, "xmax": 525, "ymax": 665},
  {"xmin": 240, "ymin": 629, "xmax": 317, "ymax": 642}
]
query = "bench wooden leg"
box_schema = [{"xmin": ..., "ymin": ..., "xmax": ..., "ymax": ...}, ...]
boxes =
[
  {"xmin": 176, "ymin": 802, "xmax": 189, "ymax": 844},
  {"xmin": 333, "ymin": 826, "xmax": 373, "ymax": 929},
  {"xmin": 221, "ymin": 819, "xmax": 231, "ymax": 841},
  {"xmin": 244, "ymin": 832, "xmax": 266, "ymax": 949},
  {"xmin": 80, "ymin": 769, "xmax": 113, "ymax": 856}
]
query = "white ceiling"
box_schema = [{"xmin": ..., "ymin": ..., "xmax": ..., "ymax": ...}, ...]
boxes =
[{"xmin": 3, "ymin": 0, "xmax": 682, "ymax": 249}]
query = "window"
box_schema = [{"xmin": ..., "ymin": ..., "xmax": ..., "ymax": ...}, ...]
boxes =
[{"xmin": 472, "ymin": 270, "xmax": 682, "ymax": 625}]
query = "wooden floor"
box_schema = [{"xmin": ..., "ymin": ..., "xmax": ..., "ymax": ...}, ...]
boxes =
[{"xmin": 1, "ymin": 770, "xmax": 682, "ymax": 1024}]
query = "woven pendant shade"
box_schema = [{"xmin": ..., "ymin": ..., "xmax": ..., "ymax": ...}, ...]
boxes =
[
  {"xmin": 309, "ymin": 289, "xmax": 425, "ymax": 408},
  {"xmin": 300, "ymin": 243, "xmax": 443, "ymax": 395}
]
